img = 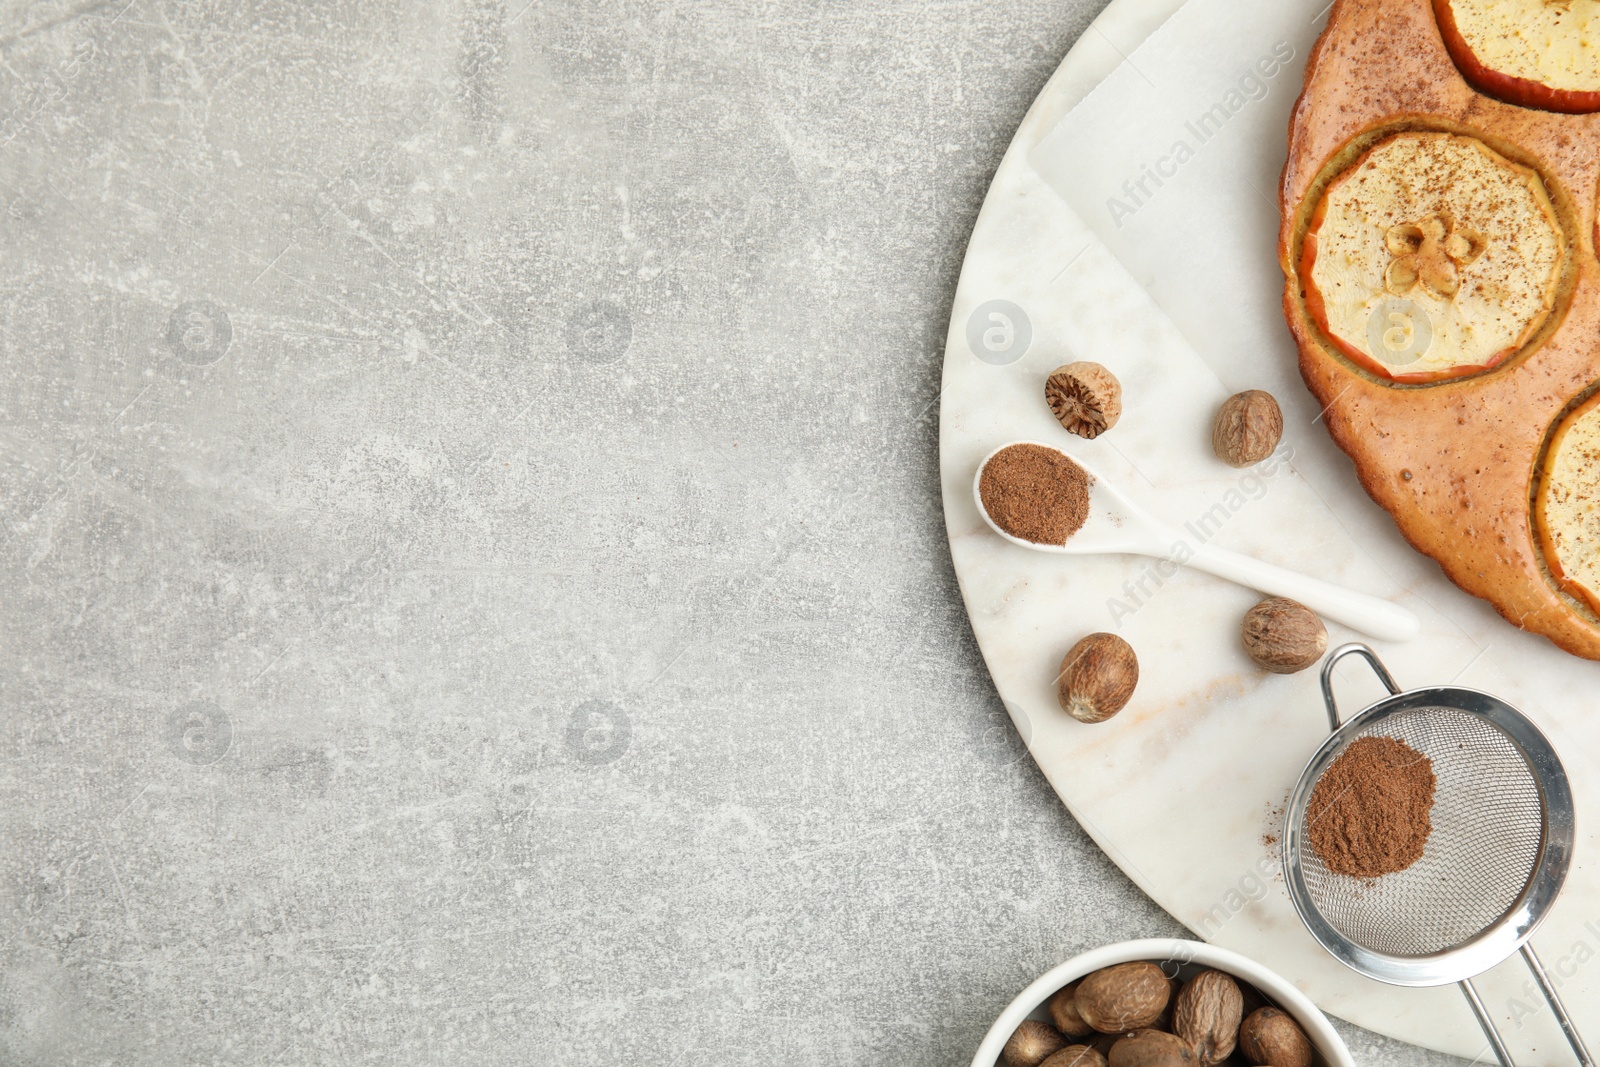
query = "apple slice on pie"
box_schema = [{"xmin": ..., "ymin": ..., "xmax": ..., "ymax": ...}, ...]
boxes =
[
  {"xmin": 1300, "ymin": 130, "xmax": 1563, "ymax": 383},
  {"xmin": 1538, "ymin": 392, "xmax": 1600, "ymax": 614},
  {"xmin": 1434, "ymin": 0, "xmax": 1600, "ymax": 113}
]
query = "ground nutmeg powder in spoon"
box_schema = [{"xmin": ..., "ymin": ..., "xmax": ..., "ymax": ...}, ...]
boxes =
[
  {"xmin": 1308, "ymin": 734, "xmax": 1436, "ymax": 878},
  {"xmin": 979, "ymin": 443, "xmax": 1090, "ymax": 545}
]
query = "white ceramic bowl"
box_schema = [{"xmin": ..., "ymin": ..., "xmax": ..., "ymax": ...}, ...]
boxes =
[{"xmin": 971, "ymin": 938, "xmax": 1355, "ymax": 1067}]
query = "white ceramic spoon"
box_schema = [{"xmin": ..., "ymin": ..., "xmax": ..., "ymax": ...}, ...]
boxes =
[{"xmin": 973, "ymin": 442, "xmax": 1420, "ymax": 642}]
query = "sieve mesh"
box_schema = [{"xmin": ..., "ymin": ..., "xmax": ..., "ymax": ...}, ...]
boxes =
[{"xmin": 1297, "ymin": 705, "xmax": 1545, "ymax": 958}]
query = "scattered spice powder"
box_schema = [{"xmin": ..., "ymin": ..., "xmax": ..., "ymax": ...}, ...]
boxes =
[
  {"xmin": 1308, "ymin": 735, "xmax": 1436, "ymax": 879},
  {"xmin": 979, "ymin": 444, "xmax": 1091, "ymax": 545}
]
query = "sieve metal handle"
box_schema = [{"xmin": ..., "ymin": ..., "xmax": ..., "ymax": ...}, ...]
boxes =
[
  {"xmin": 1462, "ymin": 979, "xmax": 1514, "ymax": 1066},
  {"xmin": 1522, "ymin": 944, "xmax": 1595, "ymax": 1066},
  {"xmin": 1318, "ymin": 642, "xmax": 1400, "ymax": 733},
  {"xmin": 1458, "ymin": 946, "xmax": 1594, "ymax": 1067}
]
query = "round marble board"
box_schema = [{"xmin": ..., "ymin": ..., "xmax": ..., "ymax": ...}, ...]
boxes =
[{"xmin": 939, "ymin": 0, "xmax": 1600, "ymax": 1059}]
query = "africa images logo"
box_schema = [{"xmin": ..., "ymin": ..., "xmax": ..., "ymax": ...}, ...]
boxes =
[
  {"xmin": 965, "ymin": 299, "xmax": 1031, "ymax": 367},
  {"xmin": 1104, "ymin": 41, "xmax": 1296, "ymax": 229},
  {"xmin": 1365, "ymin": 297, "xmax": 1433, "ymax": 367},
  {"xmin": 165, "ymin": 300, "xmax": 233, "ymax": 366}
]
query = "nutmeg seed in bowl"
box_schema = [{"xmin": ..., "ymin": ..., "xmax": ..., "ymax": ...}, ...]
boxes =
[
  {"xmin": 1239, "ymin": 1007, "xmax": 1314, "ymax": 1067},
  {"xmin": 1040, "ymin": 1047, "xmax": 1108, "ymax": 1067},
  {"xmin": 1107, "ymin": 1030, "xmax": 1196, "ymax": 1067},
  {"xmin": 1002, "ymin": 1019, "xmax": 1067, "ymax": 1067},
  {"xmin": 970, "ymin": 940, "xmax": 1351, "ymax": 1067},
  {"xmin": 1047, "ymin": 983, "xmax": 1095, "ymax": 1039},
  {"xmin": 1172, "ymin": 970, "xmax": 1243, "ymax": 1064},
  {"xmin": 1075, "ymin": 961, "xmax": 1169, "ymax": 1033}
]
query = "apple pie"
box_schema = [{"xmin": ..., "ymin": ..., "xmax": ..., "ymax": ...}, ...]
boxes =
[{"xmin": 1281, "ymin": 0, "xmax": 1600, "ymax": 658}]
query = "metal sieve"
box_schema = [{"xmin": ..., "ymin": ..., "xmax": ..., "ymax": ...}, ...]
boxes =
[{"xmin": 1282, "ymin": 644, "xmax": 1592, "ymax": 1066}]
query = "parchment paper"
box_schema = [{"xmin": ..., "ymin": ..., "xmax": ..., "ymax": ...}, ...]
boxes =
[{"xmin": 1029, "ymin": 0, "xmax": 1327, "ymax": 407}]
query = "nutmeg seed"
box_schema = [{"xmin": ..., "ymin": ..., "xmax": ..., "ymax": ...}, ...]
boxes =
[
  {"xmin": 1003, "ymin": 1019, "xmax": 1068, "ymax": 1067},
  {"xmin": 1213, "ymin": 390, "xmax": 1283, "ymax": 467},
  {"xmin": 1046, "ymin": 361, "xmax": 1123, "ymax": 440},
  {"xmin": 1107, "ymin": 1030, "xmax": 1198, "ymax": 1067},
  {"xmin": 1075, "ymin": 962, "xmax": 1170, "ymax": 1034},
  {"xmin": 1041, "ymin": 1046, "xmax": 1109, "ymax": 1067},
  {"xmin": 1239, "ymin": 1007, "xmax": 1313, "ymax": 1067},
  {"xmin": 1241, "ymin": 597, "xmax": 1327, "ymax": 674},
  {"xmin": 1048, "ymin": 982, "xmax": 1095, "ymax": 1038},
  {"xmin": 1172, "ymin": 970, "xmax": 1244, "ymax": 1065},
  {"xmin": 1057, "ymin": 633, "xmax": 1139, "ymax": 724}
]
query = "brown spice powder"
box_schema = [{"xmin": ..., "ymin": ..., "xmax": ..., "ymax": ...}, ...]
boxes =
[
  {"xmin": 1308, "ymin": 735, "xmax": 1436, "ymax": 879},
  {"xmin": 979, "ymin": 444, "xmax": 1091, "ymax": 545}
]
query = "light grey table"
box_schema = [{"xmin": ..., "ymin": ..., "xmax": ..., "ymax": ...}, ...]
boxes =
[{"xmin": 0, "ymin": 1, "xmax": 1466, "ymax": 1063}]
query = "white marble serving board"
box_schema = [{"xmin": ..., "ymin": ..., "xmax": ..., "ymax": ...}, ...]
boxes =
[{"xmin": 940, "ymin": 0, "xmax": 1600, "ymax": 1059}]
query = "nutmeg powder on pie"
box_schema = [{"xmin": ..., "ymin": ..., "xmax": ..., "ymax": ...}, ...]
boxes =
[
  {"xmin": 979, "ymin": 444, "xmax": 1090, "ymax": 545},
  {"xmin": 1308, "ymin": 735, "xmax": 1436, "ymax": 879}
]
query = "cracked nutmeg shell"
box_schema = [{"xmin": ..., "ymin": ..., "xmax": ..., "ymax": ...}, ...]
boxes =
[
  {"xmin": 1172, "ymin": 971, "xmax": 1243, "ymax": 1065},
  {"xmin": 1212, "ymin": 390, "xmax": 1282, "ymax": 467},
  {"xmin": 1241, "ymin": 598, "xmax": 1327, "ymax": 675},
  {"xmin": 1057, "ymin": 633, "xmax": 1139, "ymax": 724},
  {"xmin": 1046, "ymin": 361, "xmax": 1123, "ymax": 440}
]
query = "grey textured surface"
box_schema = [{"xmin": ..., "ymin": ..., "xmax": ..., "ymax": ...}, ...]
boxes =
[{"xmin": 0, "ymin": 1, "xmax": 1465, "ymax": 1063}]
